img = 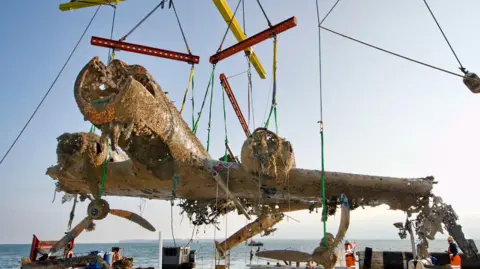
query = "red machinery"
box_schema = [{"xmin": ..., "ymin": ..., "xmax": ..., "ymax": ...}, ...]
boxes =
[{"xmin": 29, "ymin": 234, "xmax": 74, "ymax": 261}]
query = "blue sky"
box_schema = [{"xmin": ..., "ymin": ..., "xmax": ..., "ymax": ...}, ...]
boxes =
[{"xmin": 0, "ymin": 0, "xmax": 479, "ymax": 244}]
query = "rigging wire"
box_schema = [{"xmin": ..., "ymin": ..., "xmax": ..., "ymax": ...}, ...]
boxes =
[
  {"xmin": 217, "ymin": 0, "xmax": 243, "ymax": 52},
  {"xmin": 422, "ymin": 0, "xmax": 466, "ymax": 73},
  {"xmin": 0, "ymin": 6, "xmax": 101, "ymax": 165},
  {"xmin": 227, "ymin": 70, "xmax": 248, "ymax": 79},
  {"xmin": 242, "ymin": 0, "xmax": 246, "ymax": 35},
  {"xmin": 119, "ymin": 0, "xmax": 165, "ymax": 41},
  {"xmin": 319, "ymin": 0, "xmax": 341, "ymax": 26},
  {"xmin": 170, "ymin": 0, "xmax": 192, "ymax": 53},
  {"xmin": 255, "ymin": 0, "xmax": 272, "ymax": 27},
  {"xmin": 108, "ymin": 3, "xmax": 117, "ymax": 63},
  {"xmin": 262, "ymin": 76, "xmax": 273, "ymax": 126},
  {"xmin": 242, "ymin": 0, "xmax": 255, "ymax": 129},
  {"xmin": 247, "ymin": 58, "xmax": 255, "ymax": 129},
  {"xmin": 319, "ymin": 26, "xmax": 467, "ymax": 79},
  {"xmin": 315, "ymin": 0, "xmax": 328, "ymax": 247},
  {"xmin": 171, "ymin": 201, "xmax": 177, "ymax": 248}
]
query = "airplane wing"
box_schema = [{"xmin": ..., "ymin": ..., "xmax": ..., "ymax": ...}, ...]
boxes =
[{"xmin": 47, "ymin": 57, "xmax": 435, "ymax": 216}]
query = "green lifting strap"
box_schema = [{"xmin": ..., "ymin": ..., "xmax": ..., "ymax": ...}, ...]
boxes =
[
  {"xmin": 191, "ymin": 72, "xmax": 196, "ymax": 128},
  {"xmin": 180, "ymin": 66, "xmax": 195, "ymax": 115},
  {"xmin": 99, "ymin": 139, "xmax": 111, "ymax": 197},
  {"xmin": 320, "ymin": 124, "xmax": 327, "ymax": 247},
  {"xmin": 89, "ymin": 124, "xmax": 110, "ymax": 197},
  {"xmin": 222, "ymin": 84, "xmax": 229, "ymax": 162},
  {"xmin": 264, "ymin": 36, "xmax": 278, "ymax": 134},
  {"xmin": 206, "ymin": 69, "xmax": 216, "ymax": 153},
  {"xmin": 315, "ymin": 0, "xmax": 328, "ymax": 247},
  {"xmin": 193, "ymin": 65, "xmax": 216, "ymax": 135}
]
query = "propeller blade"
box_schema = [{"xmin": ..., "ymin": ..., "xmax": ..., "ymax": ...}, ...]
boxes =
[
  {"xmin": 49, "ymin": 217, "xmax": 91, "ymax": 254},
  {"xmin": 110, "ymin": 209, "xmax": 156, "ymax": 231}
]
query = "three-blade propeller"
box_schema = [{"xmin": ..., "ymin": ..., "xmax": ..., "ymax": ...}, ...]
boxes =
[{"xmin": 49, "ymin": 198, "xmax": 155, "ymax": 255}]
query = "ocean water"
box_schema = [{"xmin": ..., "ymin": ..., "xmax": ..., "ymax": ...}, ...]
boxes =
[{"xmin": 3, "ymin": 239, "xmax": 479, "ymax": 269}]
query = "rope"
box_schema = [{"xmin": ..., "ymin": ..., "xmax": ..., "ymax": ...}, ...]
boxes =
[
  {"xmin": 191, "ymin": 72, "xmax": 196, "ymax": 128},
  {"xmin": 217, "ymin": 0, "xmax": 243, "ymax": 52},
  {"xmin": 242, "ymin": 0, "xmax": 246, "ymax": 35},
  {"xmin": 192, "ymin": 65, "xmax": 216, "ymax": 135},
  {"xmin": 206, "ymin": 70, "xmax": 216, "ymax": 153},
  {"xmin": 108, "ymin": 3, "xmax": 117, "ymax": 63},
  {"xmin": 171, "ymin": 201, "xmax": 177, "ymax": 248},
  {"xmin": 319, "ymin": 26, "xmax": 468, "ymax": 80},
  {"xmin": 262, "ymin": 76, "xmax": 273, "ymax": 126},
  {"xmin": 222, "ymin": 85, "xmax": 229, "ymax": 162},
  {"xmin": 0, "ymin": 6, "xmax": 101, "ymax": 165},
  {"xmin": 422, "ymin": 0, "xmax": 466, "ymax": 73},
  {"xmin": 264, "ymin": 37, "xmax": 278, "ymax": 134},
  {"xmin": 247, "ymin": 59, "xmax": 255, "ymax": 129},
  {"xmin": 119, "ymin": 0, "xmax": 165, "ymax": 41},
  {"xmin": 316, "ymin": 0, "xmax": 328, "ymax": 247},
  {"xmin": 180, "ymin": 66, "xmax": 195, "ymax": 115},
  {"xmin": 213, "ymin": 182, "xmax": 219, "ymax": 266},
  {"xmin": 185, "ymin": 225, "xmax": 197, "ymax": 247},
  {"xmin": 319, "ymin": 0, "xmax": 341, "ymax": 26},
  {"xmin": 227, "ymin": 70, "xmax": 248, "ymax": 79},
  {"xmin": 224, "ymin": 166, "xmax": 230, "ymax": 266},
  {"xmin": 254, "ymin": 0, "xmax": 272, "ymax": 27},
  {"xmin": 170, "ymin": 0, "xmax": 191, "ymax": 53}
]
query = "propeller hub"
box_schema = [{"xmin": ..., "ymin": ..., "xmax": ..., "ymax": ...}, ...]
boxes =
[{"xmin": 87, "ymin": 199, "xmax": 110, "ymax": 220}]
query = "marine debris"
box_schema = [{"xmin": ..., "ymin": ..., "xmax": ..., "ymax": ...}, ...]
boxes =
[{"xmin": 45, "ymin": 57, "xmax": 476, "ymax": 266}]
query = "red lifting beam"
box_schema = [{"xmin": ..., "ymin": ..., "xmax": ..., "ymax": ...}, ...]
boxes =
[
  {"xmin": 91, "ymin": 36, "xmax": 200, "ymax": 64},
  {"xmin": 210, "ymin": 16, "xmax": 297, "ymax": 64},
  {"xmin": 220, "ymin": 73, "xmax": 251, "ymax": 137}
]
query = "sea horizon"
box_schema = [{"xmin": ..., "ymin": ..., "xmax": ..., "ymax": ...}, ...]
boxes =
[{"xmin": 0, "ymin": 237, "xmax": 469, "ymax": 245}]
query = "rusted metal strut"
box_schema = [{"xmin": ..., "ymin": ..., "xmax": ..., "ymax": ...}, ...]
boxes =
[
  {"xmin": 91, "ymin": 36, "xmax": 200, "ymax": 64},
  {"xmin": 220, "ymin": 73, "xmax": 250, "ymax": 137},
  {"xmin": 210, "ymin": 16, "xmax": 297, "ymax": 64}
]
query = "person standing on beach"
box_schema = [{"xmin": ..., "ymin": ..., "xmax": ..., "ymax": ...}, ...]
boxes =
[
  {"xmin": 112, "ymin": 247, "xmax": 122, "ymax": 263},
  {"xmin": 64, "ymin": 243, "xmax": 73, "ymax": 259},
  {"xmin": 344, "ymin": 240, "xmax": 356, "ymax": 269},
  {"xmin": 447, "ymin": 236, "xmax": 461, "ymax": 269}
]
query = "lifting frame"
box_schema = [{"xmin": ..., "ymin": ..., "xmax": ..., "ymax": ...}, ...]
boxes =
[
  {"xmin": 212, "ymin": 0, "xmax": 266, "ymax": 79},
  {"xmin": 210, "ymin": 17, "xmax": 297, "ymax": 66},
  {"xmin": 91, "ymin": 36, "xmax": 200, "ymax": 65},
  {"xmin": 59, "ymin": 0, "xmax": 125, "ymax": 12},
  {"xmin": 220, "ymin": 73, "xmax": 251, "ymax": 137}
]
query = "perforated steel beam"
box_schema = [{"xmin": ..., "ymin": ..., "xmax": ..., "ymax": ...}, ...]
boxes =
[
  {"xmin": 210, "ymin": 17, "xmax": 297, "ymax": 65},
  {"xmin": 91, "ymin": 36, "xmax": 200, "ymax": 64},
  {"xmin": 220, "ymin": 73, "xmax": 250, "ymax": 137}
]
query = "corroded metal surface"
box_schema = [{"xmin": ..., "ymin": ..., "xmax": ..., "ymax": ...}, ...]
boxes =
[
  {"xmin": 46, "ymin": 57, "xmax": 460, "ymax": 254},
  {"xmin": 215, "ymin": 213, "xmax": 284, "ymax": 257},
  {"xmin": 256, "ymin": 195, "xmax": 351, "ymax": 269}
]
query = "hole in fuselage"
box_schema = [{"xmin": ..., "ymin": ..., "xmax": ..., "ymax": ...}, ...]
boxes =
[{"xmin": 96, "ymin": 142, "xmax": 102, "ymax": 155}]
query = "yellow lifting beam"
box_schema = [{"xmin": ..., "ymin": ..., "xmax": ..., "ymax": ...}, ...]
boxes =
[
  {"xmin": 59, "ymin": 0, "xmax": 125, "ymax": 12},
  {"xmin": 212, "ymin": 0, "xmax": 267, "ymax": 79}
]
